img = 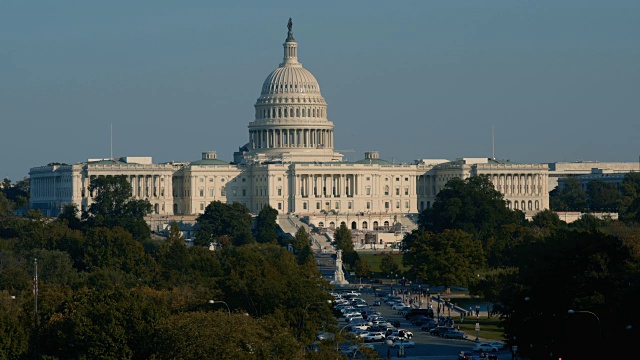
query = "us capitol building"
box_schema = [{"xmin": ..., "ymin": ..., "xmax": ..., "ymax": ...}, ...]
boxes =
[{"xmin": 29, "ymin": 20, "xmax": 549, "ymax": 231}]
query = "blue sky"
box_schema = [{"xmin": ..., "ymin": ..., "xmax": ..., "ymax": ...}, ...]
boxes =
[{"xmin": 2, "ymin": 1, "xmax": 639, "ymax": 181}]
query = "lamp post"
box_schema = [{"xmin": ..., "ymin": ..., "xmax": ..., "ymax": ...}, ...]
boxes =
[
  {"xmin": 568, "ymin": 309, "xmax": 602, "ymax": 340},
  {"xmin": 208, "ymin": 300, "xmax": 230, "ymax": 316}
]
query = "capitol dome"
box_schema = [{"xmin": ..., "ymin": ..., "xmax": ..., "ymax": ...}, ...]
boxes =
[
  {"xmin": 260, "ymin": 66, "xmax": 321, "ymax": 95},
  {"xmin": 239, "ymin": 19, "xmax": 342, "ymax": 164}
]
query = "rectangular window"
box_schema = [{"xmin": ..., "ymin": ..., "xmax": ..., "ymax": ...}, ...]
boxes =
[
  {"xmin": 200, "ymin": 203, "xmax": 204, "ymax": 210},
  {"xmin": 335, "ymin": 202, "xmax": 339, "ymax": 209},
  {"xmin": 348, "ymin": 202, "xmax": 352, "ymax": 209},
  {"xmin": 278, "ymin": 188, "xmax": 282, "ymax": 196},
  {"xmin": 278, "ymin": 202, "xmax": 282, "ymax": 210},
  {"xmin": 303, "ymin": 202, "xmax": 308, "ymax": 210},
  {"xmin": 199, "ymin": 189, "xmax": 204, "ymax": 197},
  {"xmin": 404, "ymin": 188, "xmax": 409, "ymax": 195},
  {"xmin": 316, "ymin": 202, "xmax": 321, "ymax": 209},
  {"xmin": 366, "ymin": 187, "xmax": 371, "ymax": 195},
  {"xmin": 366, "ymin": 202, "xmax": 371, "ymax": 209},
  {"xmin": 405, "ymin": 201, "xmax": 409, "ymax": 208},
  {"xmin": 233, "ymin": 189, "xmax": 237, "ymax": 196},
  {"xmin": 405, "ymin": 177, "xmax": 409, "ymax": 181},
  {"xmin": 242, "ymin": 189, "xmax": 246, "ymax": 196},
  {"xmin": 396, "ymin": 201, "xmax": 400, "ymax": 209},
  {"xmin": 366, "ymin": 177, "xmax": 370, "ymax": 181},
  {"xmin": 385, "ymin": 202, "xmax": 389, "ymax": 209},
  {"xmin": 395, "ymin": 188, "xmax": 400, "ymax": 195},
  {"xmin": 209, "ymin": 178, "xmax": 213, "ymax": 182},
  {"xmin": 396, "ymin": 177, "xmax": 399, "ymax": 181},
  {"xmin": 221, "ymin": 187, "xmax": 226, "ymax": 196},
  {"xmin": 200, "ymin": 178, "xmax": 204, "ymax": 183}
]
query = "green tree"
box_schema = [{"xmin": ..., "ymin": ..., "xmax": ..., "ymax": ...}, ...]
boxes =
[
  {"xmin": 57, "ymin": 204, "xmax": 82, "ymax": 230},
  {"xmin": 403, "ymin": 229, "xmax": 485, "ymax": 292},
  {"xmin": 353, "ymin": 258, "xmax": 372, "ymax": 279},
  {"xmin": 379, "ymin": 253, "xmax": 400, "ymax": 277},
  {"xmin": 255, "ymin": 205, "xmax": 278, "ymax": 244},
  {"xmin": 153, "ymin": 311, "xmax": 303, "ymax": 360},
  {"xmin": 549, "ymin": 177, "xmax": 588, "ymax": 211},
  {"xmin": 333, "ymin": 223, "xmax": 354, "ymax": 253},
  {"xmin": 195, "ymin": 201, "xmax": 253, "ymax": 247},
  {"xmin": 83, "ymin": 227, "xmax": 156, "ymax": 280},
  {"xmin": 587, "ymin": 180, "xmax": 620, "ymax": 211},
  {"xmin": 419, "ymin": 176, "xmax": 524, "ymax": 241},
  {"xmin": 0, "ymin": 192, "xmax": 13, "ymax": 218},
  {"xmin": 82, "ymin": 176, "xmax": 152, "ymax": 241},
  {"xmin": 292, "ymin": 227, "xmax": 313, "ymax": 265}
]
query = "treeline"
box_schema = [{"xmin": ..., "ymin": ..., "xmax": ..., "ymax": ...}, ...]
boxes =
[
  {"xmin": 402, "ymin": 176, "xmax": 640, "ymax": 359},
  {"xmin": 0, "ymin": 176, "xmax": 341, "ymax": 359},
  {"xmin": 550, "ymin": 173, "xmax": 640, "ymax": 219}
]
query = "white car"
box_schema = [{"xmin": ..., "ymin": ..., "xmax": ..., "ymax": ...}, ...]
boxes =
[
  {"xmin": 487, "ymin": 341, "xmax": 506, "ymax": 350},
  {"xmin": 473, "ymin": 343, "xmax": 499, "ymax": 352},
  {"xmin": 390, "ymin": 339, "xmax": 415, "ymax": 348},
  {"xmin": 392, "ymin": 302, "xmax": 409, "ymax": 310},
  {"xmin": 362, "ymin": 332, "xmax": 386, "ymax": 342}
]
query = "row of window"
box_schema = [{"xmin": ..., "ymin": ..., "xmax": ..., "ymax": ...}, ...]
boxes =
[
  {"xmin": 300, "ymin": 200, "xmax": 410, "ymax": 210},
  {"xmin": 317, "ymin": 220, "xmax": 391, "ymax": 230},
  {"xmin": 257, "ymin": 106, "xmax": 325, "ymax": 119}
]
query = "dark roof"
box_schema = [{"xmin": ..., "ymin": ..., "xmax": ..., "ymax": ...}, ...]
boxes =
[{"xmin": 189, "ymin": 159, "xmax": 231, "ymax": 166}]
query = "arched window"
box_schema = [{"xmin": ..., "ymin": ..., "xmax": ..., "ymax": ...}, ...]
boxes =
[
  {"xmin": 521, "ymin": 201, "xmax": 525, "ymax": 210},
  {"xmin": 373, "ymin": 221, "xmax": 379, "ymax": 230},
  {"xmin": 383, "ymin": 221, "xmax": 390, "ymax": 228},
  {"xmin": 296, "ymin": 108, "xmax": 300, "ymax": 117},
  {"xmin": 318, "ymin": 222, "xmax": 324, "ymax": 228},
  {"xmin": 514, "ymin": 201, "xmax": 519, "ymax": 210},
  {"xmin": 384, "ymin": 186, "xmax": 389, "ymax": 196},
  {"xmin": 302, "ymin": 108, "xmax": 306, "ymax": 117},
  {"xmin": 535, "ymin": 200, "xmax": 539, "ymax": 210},
  {"xmin": 154, "ymin": 204, "xmax": 159, "ymax": 214},
  {"xmin": 329, "ymin": 221, "xmax": 335, "ymax": 229},
  {"xmin": 351, "ymin": 221, "xmax": 357, "ymax": 230},
  {"xmin": 528, "ymin": 201, "xmax": 532, "ymax": 210},
  {"xmin": 340, "ymin": 221, "xmax": 346, "ymax": 228},
  {"xmin": 427, "ymin": 201, "xmax": 431, "ymax": 209},
  {"xmin": 506, "ymin": 200, "xmax": 511, "ymax": 209},
  {"xmin": 362, "ymin": 221, "xmax": 368, "ymax": 229}
]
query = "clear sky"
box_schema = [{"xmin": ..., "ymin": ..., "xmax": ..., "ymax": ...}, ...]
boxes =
[{"xmin": 2, "ymin": 1, "xmax": 639, "ymax": 181}]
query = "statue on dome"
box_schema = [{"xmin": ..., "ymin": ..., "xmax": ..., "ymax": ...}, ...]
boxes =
[{"xmin": 287, "ymin": 18, "xmax": 293, "ymax": 32}]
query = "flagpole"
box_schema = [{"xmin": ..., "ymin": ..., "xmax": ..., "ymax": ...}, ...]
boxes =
[{"xmin": 34, "ymin": 258, "xmax": 38, "ymax": 360}]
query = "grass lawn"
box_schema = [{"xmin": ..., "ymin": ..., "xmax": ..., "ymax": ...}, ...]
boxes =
[
  {"xmin": 456, "ymin": 316, "xmax": 505, "ymax": 341},
  {"xmin": 357, "ymin": 252, "xmax": 409, "ymax": 277}
]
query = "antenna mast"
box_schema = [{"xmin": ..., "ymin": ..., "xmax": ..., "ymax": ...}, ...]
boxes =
[
  {"xmin": 492, "ymin": 124, "xmax": 495, "ymax": 160},
  {"xmin": 110, "ymin": 123, "xmax": 113, "ymax": 160}
]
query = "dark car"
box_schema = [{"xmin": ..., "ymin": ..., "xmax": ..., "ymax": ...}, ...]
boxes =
[
  {"xmin": 404, "ymin": 308, "xmax": 434, "ymax": 321},
  {"xmin": 373, "ymin": 300, "xmax": 381, "ymax": 306},
  {"xmin": 458, "ymin": 351, "xmax": 477, "ymax": 360},
  {"xmin": 421, "ymin": 322, "xmax": 437, "ymax": 331},
  {"xmin": 411, "ymin": 316, "xmax": 433, "ymax": 326},
  {"xmin": 429, "ymin": 326, "xmax": 454, "ymax": 337},
  {"xmin": 443, "ymin": 330, "xmax": 468, "ymax": 339}
]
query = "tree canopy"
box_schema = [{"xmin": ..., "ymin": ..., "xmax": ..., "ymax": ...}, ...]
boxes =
[
  {"xmin": 419, "ymin": 176, "xmax": 524, "ymax": 240},
  {"xmin": 82, "ymin": 176, "xmax": 152, "ymax": 241},
  {"xmin": 195, "ymin": 201, "xmax": 253, "ymax": 247}
]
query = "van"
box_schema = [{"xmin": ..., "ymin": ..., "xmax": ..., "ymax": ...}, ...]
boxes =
[{"xmin": 404, "ymin": 308, "xmax": 434, "ymax": 320}]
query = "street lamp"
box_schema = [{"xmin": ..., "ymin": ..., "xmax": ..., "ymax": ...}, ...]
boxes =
[
  {"xmin": 568, "ymin": 309, "xmax": 602, "ymax": 340},
  {"xmin": 208, "ymin": 300, "xmax": 230, "ymax": 316}
]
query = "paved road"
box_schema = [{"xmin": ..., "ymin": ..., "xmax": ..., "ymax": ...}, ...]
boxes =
[{"xmin": 339, "ymin": 292, "xmax": 513, "ymax": 359}]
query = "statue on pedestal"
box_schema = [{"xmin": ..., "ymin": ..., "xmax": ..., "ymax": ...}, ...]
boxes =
[{"xmin": 330, "ymin": 249, "xmax": 349, "ymax": 286}]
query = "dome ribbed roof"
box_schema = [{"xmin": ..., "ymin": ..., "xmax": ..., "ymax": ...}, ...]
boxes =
[{"xmin": 261, "ymin": 66, "xmax": 321, "ymax": 95}]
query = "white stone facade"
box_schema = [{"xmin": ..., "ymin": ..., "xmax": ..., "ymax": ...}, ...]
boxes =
[{"xmin": 29, "ymin": 21, "xmax": 549, "ymax": 228}]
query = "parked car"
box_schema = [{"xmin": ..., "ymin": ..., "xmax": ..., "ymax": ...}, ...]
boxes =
[
  {"xmin": 458, "ymin": 351, "xmax": 477, "ymax": 360},
  {"xmin": 410, "ymin": 315, "xmax": 432, "ymax": 326},
  {"xmin": 392, "ymin": 302, "xmax": 409, "ymax": 310},
  {"xmin": 404, "ymin": 308, "xmax": 435, "ymax": 320},
  {"xmin": 429, "ymin": 326, "xmax": 454, "ymax": 337},
  {"xmin": 443, "ymin": 330, "xmax": 468, "ymax": 339},
  {"xmin": 362, "ymin": 332, "xmax": 386, "ymax": 342},
  {"xmin": 390, "ymin": 339, "xmax": 415, "ymax": 348},
  {"xmin": 386, "ymin": 328, "xmax": 413, "ymax": 339},
  {"xmin": 421, "ymin": 322, "xmax": 438, "ymax": 331},
  {"xmin": 373, "ymin": 300, "xmax": 381, "ymax": 306},
  {"xmin": 487, "ymin": 341, "xmax": 505, "ymax": 350},
  {"xmin": 473, "ymin": 343, "xmax": 499, "ymax": 352}
]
